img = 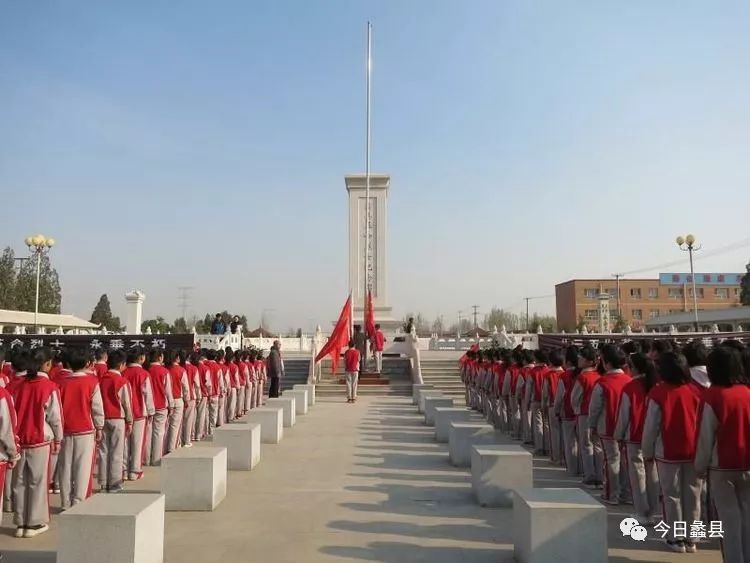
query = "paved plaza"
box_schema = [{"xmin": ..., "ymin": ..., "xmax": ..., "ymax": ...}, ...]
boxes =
[{"xmin": 0, "ymin": 395, "xmax": 722, "ymax": 562}]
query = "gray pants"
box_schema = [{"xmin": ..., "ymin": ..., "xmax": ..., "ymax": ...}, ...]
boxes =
[
  {"xmin": 710, "ymin": 469, "xmax": 750, "ymax": 563},
  {"xmin": 14, "ymin": 445, "xmax": 51, "ymax": 527},
  {"xmin": 126, "ymin": 418, "xmax": 147, "ymax": 475},
  {"xmin": 509, "ymin": 397, "xmax": 521, "ymax": 439},
  {"xmin": 166, "ymin": 400, "xmax": 184, "ymax": 453},
  {"xmin": 60, "ymin": 433, "xmax": 96, "ymax": 509},
  {"xmin": 142, "ymin": 417, "xmax": 153, "ymax": 466},
  {"xmin": 218, "ymin": 396, "xmax": 226, "ymax": 426},
  {"xmin": 182, "ymin": 400, "xmax": 196, "ymax": 446},
  {"xmin": 561, "ymin": 419, "xmax": 580, "ymax": 476},
  {"xmin": 520, "ymin": 403, "xmax": 532, "ymax": 443},
  {"xmin": 208, "ymin": 397, "xmax": 219, "ymax": 435},
  {"xmin": 577, "ymin": 416, "xmax": 603, "ymax": 482},
  {"xmin": 246, "ymin": 383, "xmax": 254, "ymax": 409},
  {"xmin": 531, "ymin": 402, "xmax": 545, "ymax": 453},
  {"xmin": 375, "ymin": 351, "xmax": 383, "ymax": 373},
  {"xmin": 656, "ymin": 461, "xmax": 703, "ymax": 541},
  {"xmin": 255, "ymin": 381, "xmax": 263, "ymax": 407},
  {"xmin": 345, "ymin": 372, "xmax": 358, "ymax": 400},
  {"xmin": 150, "ymin": 409, "xmax": 168, "ymax": 466},
  {"xmin": 195, "ymin": 397, "xmax": 208, "ymax": 439},
  {"xmin": 547, "ymin": 409, "xmax": 562, "ymax": 463},
  {"xmin": 50, "ymin": 450, "xmax": 59, "ymax": 490},
  {"xmin": 238, "ymin": 385, "xmax": 246, "ymax": 414},
  {"xmin": 600, "ymin": 437, "xmax": 628, "ymax": 502},
  {"xmin": 99, "ymin": 419, "xmax": 126, "ymax": 490},
  {"xmin": 625, "ymin": 443, "xmax": 659, "ymax": 520},
  {"xmin": 4, "ymin": 466, "xmax": 15, "ymax": 512},
  {"xmin": 227, "ymin": 388, "xmax": 237, "ymax": 421}
]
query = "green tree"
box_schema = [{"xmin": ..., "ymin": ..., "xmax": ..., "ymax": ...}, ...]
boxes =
[
  {"xmin": 530, "ymin": 314, "xmax": 557, "ymax": 333},
  {"xmin": 141, "ymin": 316, "xmax": 172, "ymax": 334},
  {"xmin": 0, "ymin": 247, "xmax": 16, "ymax": 309},
  {"xmin": 90, "ymin": 294, "xmax": 122, "ymax": 331},
  {"xmin": 15, "ymin": 253, "xmax": 61, "ymax": 313},
  {"xmin": 741, "ymin": 261, "xmax": 750, "ymax": 306},
  {"xmin": 172, "ymin": 317, "xmax": 189, "ymax": 333},
  {"xmin": 484, "ymin": 307, "xmax": 521, "ymax": 332}
]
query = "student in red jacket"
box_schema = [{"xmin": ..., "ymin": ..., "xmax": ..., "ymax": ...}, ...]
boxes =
[
  {"xmin": 554, "ymin": 346, "xmax": 581, "ymax": 476},
  {"xmin": 572, "ymin": 345, "xmax": 603, "ymax": 487},
  {"xmin": 122, "ymin": 348, "xmax": 154, "ymax": 481},
  {"xmin": 373, "ymin": 324, "xmax": 386, "ymax": 374},
  {"xmin": 195, "ymin": 350, "xmax": 210, "ymax": 440},
  {"xmin": 146, "ymin": 349, "xmax": 173, "ymax": 466},
  {"xmin": 205, "ymin": 350, "xmax": 221, "ymax": 435},
  {"xmin": 642, "ymin": 351, "xmax": 703, "ymax": 553},
  {"xmin": 343, "ymin": 340, "xmax": 361, "ymax": 403},
  {"xmin": 165, "ymin": 350, "xmax": 189, "ymax": 453},
  {"xmin": 57, "ymin": 349, "xmax": 104, "ymax": 509},
  {"xmin": 588, "ymin": 344, "xmax": 631, "ymax": 505},
  {"xmin": 695, "ymin": 345, "xmax": 750, "ymax": 563},
  {"xmin": 12, "ymin": 347, "xmax": 63, "ymax": 538},
  {"xmin": 93, "ymin": 350, "xmax": 108, "ymax": 379},
  {"xmin": 542, "ymin": 349, "xmax": 565, "ymax": 464},
  {"xmin": 526, "ymin": 349, "xmax": 549, "ymax": 455},
  {"xmin": 181, "ymin": 351, "xmax": 200, "ymax": 447},
  {"xmin": 614, "ymin": 353, "xmax": 659, "ymax": 525},
  {"xmin": 98, "ymin": 350, "xmax": 133, "ymax": 493},
  {"xmin": 0, "ymin": 377, "xmax": 20, "ymax": 518}
]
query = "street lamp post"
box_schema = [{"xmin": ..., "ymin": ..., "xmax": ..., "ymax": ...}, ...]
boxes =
[
  {"xmin": 676, "ymin": 234, "xmax": 700, "ymax": 332},
  {"xmin": 24, "ymin": 234, "xmax": 55, "ymax": 334}
]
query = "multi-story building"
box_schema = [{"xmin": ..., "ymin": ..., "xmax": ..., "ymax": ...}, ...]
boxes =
[{"xmin": 555, "ymin": 273, "xmax": 743, "ymax": 332}]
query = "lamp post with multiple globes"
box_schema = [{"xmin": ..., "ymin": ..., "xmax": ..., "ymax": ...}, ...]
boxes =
[
  {"xmin": 675, "ymin": 234, "xmax": 700, "ymax": 332},
  {"xmin": 24, "ymin": 234, "xmax": 55, "ymax": 333}
]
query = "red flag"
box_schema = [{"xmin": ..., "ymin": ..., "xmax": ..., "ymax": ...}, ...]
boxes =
[
  {"xmin": 315, "ymin": 294, "xmax": 352, "ymax": 374},
  {"xmin": 365, "ymin": 289, "xmax": 376, "ymax": 339}
]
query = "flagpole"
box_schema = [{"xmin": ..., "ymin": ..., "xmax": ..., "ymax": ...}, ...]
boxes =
[{"xmin": 364, "ymin": 21, "xmax": 372, "ymax": 325}]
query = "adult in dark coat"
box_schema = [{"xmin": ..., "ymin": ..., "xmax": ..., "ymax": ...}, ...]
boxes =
[{"xmin": 267, "ymin": 340, "xmax": 283, "ymax": 398}]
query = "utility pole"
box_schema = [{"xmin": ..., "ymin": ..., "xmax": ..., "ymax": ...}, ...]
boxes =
[
  {"xmin": 471, "ymin": 305, "xmax": 479, "ymax": 330},
  {"xmin": 611, "ymin": 274, "xmax": 623, "ymax": 322},
  {"xmin": 457, "ymin": 310, "xmax": 463, "ymax": 334},
  {"xmin": 525, "ymin": 298, "xmax": 530, "ymax": 332}
]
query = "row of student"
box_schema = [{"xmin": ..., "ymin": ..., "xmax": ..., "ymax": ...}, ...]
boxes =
[
  {"xmin": 0, "ymin": 345, "xmax": 269, "ymax": 539},
  {"xmin": 460, "ymin": 340, "xmax": 750, "ymax": 560}
]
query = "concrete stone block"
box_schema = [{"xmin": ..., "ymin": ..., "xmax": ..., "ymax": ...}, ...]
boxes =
[
  {"xmin": 58, "ymin": 493, "xmax": 165, "ymax": 563},
  {"xmin": 448, "ymin": 422, "xmax": 504, "ymax": 467},
  {"xmin": 266, "ymin": 397, "xmax": 296, "ymax": 427},
  {"xmin": 214, "ymin": 422, "xmax": 261, "ymax": 470},
  {"xmin": 434, "ymin": 407, "xmax": 480, "ymax": 442},
  {"xmin": 513, "ymin": 488, "xmax": 607, "ymax": 563},
  {"xmin": 161, "ymin": 447, "xmax": 226, "ymax": 511},
  {"xmin": 424, "ymin": 397, "xmax": 454, "ymax": 426},
  {"xmin": 293, "ymin": 383, "xmax": 315, "ymax": 406},
  {"xmin": 471, "ymin": 445, "xmax": 532, "ymax": 507},
  {"xmin": 412, "ymin": 384, "xmax": 434, "ymax": 405},
  {"xmin": 244, "ymin": 407, "xmax": 284, "ymax": 444},
  {"xmin": 285, "ymin": 390, "xmax": 309, "ymax": 415},
  {"xmin": 417, "ymin": 390, "xmax": 444, "ymax": 414}
]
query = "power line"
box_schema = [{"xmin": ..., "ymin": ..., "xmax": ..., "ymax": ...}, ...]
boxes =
[{"xmin": 617, "ymin": 237, "xmax": 750, "ymax": 277}]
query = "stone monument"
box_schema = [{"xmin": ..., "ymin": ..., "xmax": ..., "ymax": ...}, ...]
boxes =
[
  {"xmin": 345, "ymin": 174, "xmax": 399, "ymax": 330},
  {"xmin": 125, "ymin": 290, "xmax": 145, "ymax": 335},
  {"xmin": 597, "ymin": 289, "xmax": 611, "ymax": 334}
]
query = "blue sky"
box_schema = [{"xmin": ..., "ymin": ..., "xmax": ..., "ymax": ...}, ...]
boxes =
[{"xmin": 1, "ymin": 1, "xmax": 749, "ymax": 330}]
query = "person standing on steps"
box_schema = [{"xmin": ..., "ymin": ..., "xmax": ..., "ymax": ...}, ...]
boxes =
[
  {"xmin": 267, "ymin": 340, "xmax": 283, "ymax": 398},
  {"xmin": 344, "ymin": 340, "xmax": 361, "ymax": 404},
  {"xmin": 352, "ymin": 325, "xmax": 367, "ymax": 374},
  {"xmin": 373, "ymin": 324, "xmax": 385, "ymax": 374}
]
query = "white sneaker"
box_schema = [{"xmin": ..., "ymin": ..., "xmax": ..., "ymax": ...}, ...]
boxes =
[
  {"xmin": 14, "ymin": 527, "xmax": 24, "ymax": 538},
  {"xmin": 23, "ymin": 524, "xmax": 49, "ymax": 538}
]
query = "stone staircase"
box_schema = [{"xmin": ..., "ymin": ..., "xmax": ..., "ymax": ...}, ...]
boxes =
[
  {"xmin": 262, "ymin": 357, "xmax": 411, "ymax": 396},
  {"xmin": 420, "ymin": 357, "xmax": 465, "ymax": 402}
]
